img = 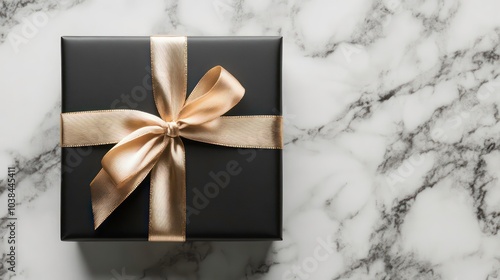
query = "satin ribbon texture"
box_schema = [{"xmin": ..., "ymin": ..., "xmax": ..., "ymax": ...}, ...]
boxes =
[{"xmin": 60, "ymin": 36, "xmax": 283, "ymax": 241}]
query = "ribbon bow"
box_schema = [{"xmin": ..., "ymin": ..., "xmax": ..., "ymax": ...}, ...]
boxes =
[{"xmin": 61, "ymin": 36, "xmax": 282, "ymax": 241}]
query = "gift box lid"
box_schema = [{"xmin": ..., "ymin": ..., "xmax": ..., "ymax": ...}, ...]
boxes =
[{"xmin": 61, "ymin": 36, "xmax": 282, "ymax": 241}]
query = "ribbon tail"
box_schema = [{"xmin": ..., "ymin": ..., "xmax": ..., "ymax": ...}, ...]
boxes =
[
  {"xmin": 148, "ymin": 137, "xmax": 186, "ymax": 241},
  {"xmin": 90, "ymin": 163, "xmax": 156, "ymax": 230}
]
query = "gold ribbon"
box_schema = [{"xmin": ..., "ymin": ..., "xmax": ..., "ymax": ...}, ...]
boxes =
[{"xmin": 60, "ymin": 36, "xmax": 282, "ymax": 241}]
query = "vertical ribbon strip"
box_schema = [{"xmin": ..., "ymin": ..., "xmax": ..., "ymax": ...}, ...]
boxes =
[{"xmin": 60, "ymin": 36, "xmax": 283, "ymax": 241}]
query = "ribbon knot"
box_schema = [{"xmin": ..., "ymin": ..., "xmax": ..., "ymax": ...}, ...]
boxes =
[{"xmin": 163, "ymin": 121, "xmax": 179, "ymax": 138}]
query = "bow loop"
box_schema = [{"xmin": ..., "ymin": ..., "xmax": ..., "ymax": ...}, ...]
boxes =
[
  {"xmin": 101, "ymin": 126, "xmax": 167, "ymax": 187},
  {"xmin": 177, "ymin": 66, "xmax": 245, "ymax": 127}
]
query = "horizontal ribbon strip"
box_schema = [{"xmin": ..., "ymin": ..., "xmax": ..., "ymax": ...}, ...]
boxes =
[{"xmin": 61, "ymin": 112, "xmax": 282, "ymax": 149}]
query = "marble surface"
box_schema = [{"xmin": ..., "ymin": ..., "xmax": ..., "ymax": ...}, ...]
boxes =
[{"xmin": 1, "ymin": 0, "xmax": 500, "ymax": 279}]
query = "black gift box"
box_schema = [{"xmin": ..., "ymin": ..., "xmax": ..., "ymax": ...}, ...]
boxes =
[{"xmin": 60, "ymin": 36, "xmax": 282, "ymax": 241}]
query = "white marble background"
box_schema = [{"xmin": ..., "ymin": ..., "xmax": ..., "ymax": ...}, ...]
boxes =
[{"xmin": 1, "ymin": 0, "xmax": 500, "ymax": 279}]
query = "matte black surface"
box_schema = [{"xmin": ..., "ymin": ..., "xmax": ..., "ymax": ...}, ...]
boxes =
[{"xmin": 61, "ymin": 36, "xmax": 282, "ymax": 241}]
